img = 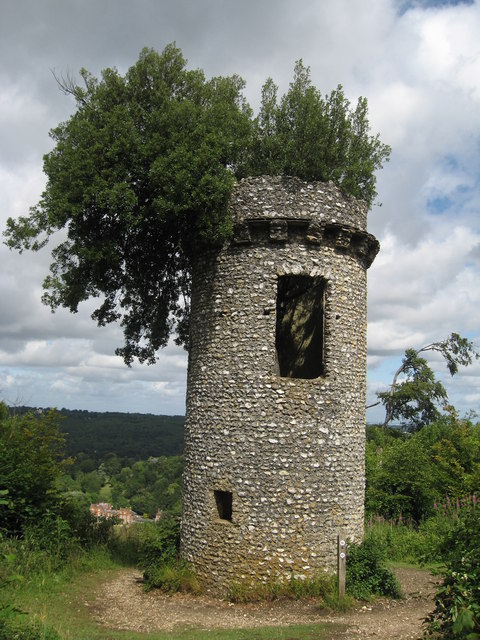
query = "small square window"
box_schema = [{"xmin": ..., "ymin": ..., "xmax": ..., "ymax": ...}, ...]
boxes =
[{"xmin": 214, "ymin": 490, "xmax": 232, "ymax": 521}]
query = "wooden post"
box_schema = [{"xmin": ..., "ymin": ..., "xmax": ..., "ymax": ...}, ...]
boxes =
[{"xmin": 337, "ymin": 534, "xmax": 346, "ymax": 600}]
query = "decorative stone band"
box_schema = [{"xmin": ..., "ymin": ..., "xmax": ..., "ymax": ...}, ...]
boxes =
[{"xmin": 232, "ymin": 217, "xmax": 380, "ymax": 268}]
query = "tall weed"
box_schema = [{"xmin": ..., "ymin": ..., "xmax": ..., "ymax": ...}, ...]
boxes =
[
  {"xmin": 365, "ymin": 498, "xmax": 479, "ymax": 566},
  {"xmin": 228, "ymin": 573, "xmax": 333, "ymax": 603}
]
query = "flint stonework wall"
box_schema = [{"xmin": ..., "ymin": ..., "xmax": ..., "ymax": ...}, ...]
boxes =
[{"xmin": 181, "ymin": 176, "xmax": 379, "ymax": 594}]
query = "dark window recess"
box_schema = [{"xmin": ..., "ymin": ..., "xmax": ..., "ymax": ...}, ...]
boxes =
[
  {"xmin": 275, "ymin": 275, "xmax": 326, "ymax": 379},
  {"xmin": 214, "ymin": 490, "xmax": 232, "ymax": 521}
]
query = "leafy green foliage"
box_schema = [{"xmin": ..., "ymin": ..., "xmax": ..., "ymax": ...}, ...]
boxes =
[
  {"xmin": 366, "ymin": 434, "xmax": 436, "ymax": 521},
  {"xmin": 366, "ymin": 413, "xmax": 480, "ymax": 522},
  {"xmin": 62, "ymin": 454, "xmax": 184, "ymax": 518},
  {"xmin": 364, "ymin": 508, "xmax": 472, "ymax": 566},
  {"xmin": 375, "ymin": 333, "xmax": 479, "ymax": 430},
  {"xmin": 0, "ymin": 405, "xmax": 184, "ymax": 521},
  {"xmin": 346, "ymin": 537, "xmax": 403, "ymax": 600},
  {"xmin": 4, "ymin": 45, "xmax": 252, "ymax": 363},
  {"xmin": 247, "ymin": 61, "xmax": 391, "ymax": 206},
  {"xmin": 0, "ymin": 544, "xmax": 25, "ymax": 631},
  {"xmin": 426, "ymin": 506, "xmax": 480, "ymax": 639},
  {"xmin": 137, "ymin": 515, "xmax": 200, "ymax": 593},
  {"xmin": 365, "ymin": 515, "xmax": 435, "ymax": 564},
  {"xmin": 378, "ymin": 348, "xmax": 448, "ymax": 429},
  {"xmin": 4, "ymin": 45, "xmax": 389, "ymax": 365},
  {"xmin": 21, "ymin": 515, "xmax": 76, "ymax": 564},
  {"xmin": 1, "ymin": 405, "xmax": 187, "ymax": 518},
  {"xmin": 139, "ymin": 515, "xmax": 180, "ymax": 569},
  {"xmin": 0, "ymin": 404, "xmax": 70, "ymax": 536},
  {"xmin": 45, "ymin": 407, "xmax": 184, "ymax": 461}
]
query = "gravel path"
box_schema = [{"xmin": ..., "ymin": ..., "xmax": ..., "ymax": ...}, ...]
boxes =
[{"xmin": 89, "ymin": 565, "xmax": 440, "ymax": 638}]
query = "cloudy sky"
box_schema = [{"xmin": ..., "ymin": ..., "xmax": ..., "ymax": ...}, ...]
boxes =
[{"xmin": 1, "ymin": 0, "xmax": 479, "ymax": 421}]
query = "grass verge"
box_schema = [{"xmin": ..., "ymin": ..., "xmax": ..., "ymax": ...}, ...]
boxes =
[{"xmin": 8, "ymin": 563, "xmax": 342, "ymax": 640}]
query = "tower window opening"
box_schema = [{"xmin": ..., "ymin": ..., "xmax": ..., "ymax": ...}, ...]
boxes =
[
  {"xmin": 275, "ymin": 275, "xmax": 326, "ymax": 379},
  {"xmin": 214, "ymin": 490, "xmax": 232, "ymax": 521}
]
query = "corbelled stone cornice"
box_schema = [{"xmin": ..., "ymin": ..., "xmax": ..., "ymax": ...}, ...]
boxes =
[{"xmin": 232, "ymin": 217, "xmax": 379, "ymax": 268}]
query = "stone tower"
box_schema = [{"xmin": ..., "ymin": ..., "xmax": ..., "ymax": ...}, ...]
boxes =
[{"xmin": 181, "ymin": 175, "xmax": 379, "ymax": 594}]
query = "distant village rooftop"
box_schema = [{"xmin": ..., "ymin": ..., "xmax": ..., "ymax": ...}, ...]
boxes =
[{"xmin": 89, "ymin": 502, "xmax": 162, "ymax": 525}]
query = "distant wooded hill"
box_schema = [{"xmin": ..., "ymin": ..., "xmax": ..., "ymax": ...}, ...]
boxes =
[{"xmin": 10, "ymin": 406, "xmax": 184, "ymax": 461}]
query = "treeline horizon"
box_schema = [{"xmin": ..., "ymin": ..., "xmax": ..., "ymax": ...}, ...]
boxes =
[
  {"xmin": 6, "ymin": 405, "xmax": 185, "ymax": 461},
  {"xmin": 7, "ymin": 404, "xmax": 409, "ymax": 461}
]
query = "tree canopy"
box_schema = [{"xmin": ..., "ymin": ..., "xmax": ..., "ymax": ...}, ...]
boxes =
[
  {"xmin": 370, "ymin": 333, "xmax": 479, "ymax": 431},
  {"xmin": 4, "ymin": 44, "xmax": 390, "ymax": 364},
  {"xmin": 247, "ymin": 62, "xmax": 390, "ymax": 205}
]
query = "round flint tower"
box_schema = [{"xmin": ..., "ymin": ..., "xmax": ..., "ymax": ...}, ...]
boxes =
[{"xmin": 181, "ymin": 175, "xmax": 379, "ymax": 594}]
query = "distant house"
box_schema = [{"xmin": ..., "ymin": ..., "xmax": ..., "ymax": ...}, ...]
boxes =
[
  {"xmin": 89, "ymin": 502, "xmax": 135, "ymax": 525},
  {"xmin": 90, "ymin": 502, "xmax": 114, "ymax": 519}
]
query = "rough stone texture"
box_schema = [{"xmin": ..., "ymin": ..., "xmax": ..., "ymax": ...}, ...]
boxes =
[{"xmin": 181, "ymin": 175, "xmax": 379, "ymax": 595}]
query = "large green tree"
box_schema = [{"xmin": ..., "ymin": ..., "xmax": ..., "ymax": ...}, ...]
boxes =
[
  {"xmin": 4, "ymin": 45, "xmax": 390, "ymax": 365},
  {"xmin": 365, "ymin": 409, "xmax": 480, "ymax": 521},
  {"xmin": 369, "ymin": 333, "xmax": 479, "ymax": 430}
]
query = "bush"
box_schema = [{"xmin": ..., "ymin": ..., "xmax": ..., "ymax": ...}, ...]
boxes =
[
  {"xmin": 22, "ymin": 515, "xmax": 77, "ymax": 563},
  {"xmin": 143, "ymin": 561, "xmax": 200, "ymax": 594},
  {"xmin": 426, "ymin": 505, "xmax": 480, "ymax": 638},
  {"xmin": 0, "ymin": 406, "xmax": 69, "ymax": 536},
  {"xmin": 58, "ymin": 499, "xmax": 116, "ymax": 548},
  {"xmin": 366, "ymin": 437, "xmax": 436, "ymax": 522},
  {"xmin": 346, "ymin": 537, "xmax": 403, "ymax": 600},
  {"xmin": 136, "ymin": 515, "xmax": 199, "ymax": 594},
  {"xmin": 138, "ymin": 516, "xmax": 180, "ymax": 570},
  {"xmin": 366, "ymin": 515, "xmax": 427, "ymax": 564}
]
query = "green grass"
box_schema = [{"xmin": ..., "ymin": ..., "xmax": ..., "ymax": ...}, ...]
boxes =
[
  {"xmin": 9, "ymin": 518, "xmax": 435, "ymax": 640},
  {"xmin": 160, "ymin": 626, "xmax": 346, "ymax": 640},
  {"xmin": 6, "ymin": 560, "xmax": 341, "ymax": 640},
  {"xmin": 364, "ymin": 514, "xmax": 455, "ymax": 566}
]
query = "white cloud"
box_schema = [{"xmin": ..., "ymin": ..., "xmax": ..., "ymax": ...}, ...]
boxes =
[{"xmin": 414, "ymin": 4, "xmax": 480, "ymax": 98}]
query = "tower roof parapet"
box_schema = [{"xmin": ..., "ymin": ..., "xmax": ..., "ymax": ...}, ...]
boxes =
[
  {"xmin": 230, "ymin": 176, "xmax": 378, "ymax": 268},
  {"xmin": 230, "ymin": 175, "xmax": 369, "ymax": 230}
]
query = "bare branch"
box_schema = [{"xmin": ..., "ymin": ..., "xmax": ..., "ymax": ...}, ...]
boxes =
[
  {"xmin": 50, "ymin": 68, "xmax": 87, "ymax": 106},
  {"xmin": 50, "ymin": 68, "xmax": 76, "ymax": 95}
]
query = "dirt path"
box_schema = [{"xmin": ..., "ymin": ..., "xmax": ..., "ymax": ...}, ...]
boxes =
[
  {"xmin": 89, "ymin": 566, "xmax": 440, "ymax": 638},
  {"xmin": 321, "ymin": 567, "xmax": 440, "ymax": 639}
]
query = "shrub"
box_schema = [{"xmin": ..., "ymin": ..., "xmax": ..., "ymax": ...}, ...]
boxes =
[
  {"xmin": 59, "ymin": 499, "xmax": 116, "ymax": 548},
  {"xmin": 346, "ymin": 537, "xmax": 403, "ymax": 600},
  {"xmin": 426, "ymin": 505, "xmax": 480, "ymax": 638},
  {"xmin": 143, "ymin": 561, "xmax": 200, "ymax": 594},
  {"xmin": 0, "ymin": 406, "xmax": 69, "ymax": 536},
  {"xmin": 366, "ymin": 515, "xmax": 427, "ymax": 564},
  {"xmin": 22, "ymin": 515, "xmax": 76, "ymax": 563},
  {"xmin": 136, "ymin": 515, "xmax": 199, "ymax": 594},
  {"xmin": 137, "ymin": 515, "xmax": 180, "ymax": 570}
]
